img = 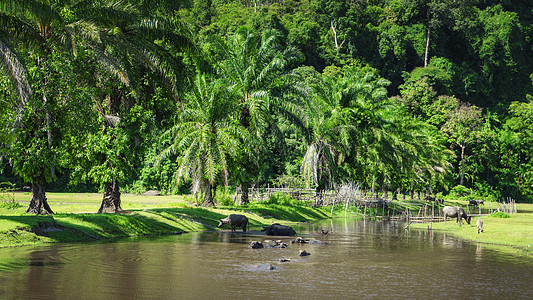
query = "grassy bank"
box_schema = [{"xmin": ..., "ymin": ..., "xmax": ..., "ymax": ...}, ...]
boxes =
[
  {"xmin": 326, "ymin": 198, "xmax": 533, "ymax": 257},
  {"xmin": 2, "ymin": 192, "xmax": 532, "ymax": 258},
  {"xmin": 0, "ymin": 193, "xmax": 330, "ymax": 248},
  {"xmin": 409, "ymin": 203, "xmax": 533, "ymax": 257}
]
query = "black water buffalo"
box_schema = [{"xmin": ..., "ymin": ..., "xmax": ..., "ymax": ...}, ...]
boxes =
[
  {"xmin": 249, "ymin": 241, "xmax": 263, "ymax": 249},
  {"xmin": 443, "ymin": 206, "xmax": 471, "ymax": 226},
  {"xmin": 218, "ymin": 214, "xmax": 248, "ymax": 232},
  {"xmin": 425, "ymin": 195, "xmax": 444, "ymax": 205},
  {"xmin": 469, "ymin": 200, "xmax": 484, "ymax": 206},
  {"xmin": 261, "ymin": 223, "xmax": 296, "ymax": 236}
]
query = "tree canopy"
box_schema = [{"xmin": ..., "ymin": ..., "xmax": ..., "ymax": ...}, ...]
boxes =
[{"xmin": 2, "ymin": 0, "xmax": 533, "ymax": 214}]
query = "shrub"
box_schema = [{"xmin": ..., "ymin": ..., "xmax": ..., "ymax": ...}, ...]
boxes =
[
  {"xmin": 450, "ymin": 185, "xmax": 471, "ymax": 197},
  {"xmin": 216, "ymin": 194, "xmax": 234, "ymax": 206},
  {"xmin": 265, "ymin": 192, "xmax": 300, "ymax": 206},
  {"xmin": 0, "ymin": 199, "xmax": 22, "ymax": 210},
  {"xmin": 490, "ymin": 212, "xmax": 510, "ymax": 218},
  {"xmin": 0, "ymin": 182, "xmax": 22, "ymax": 209}
]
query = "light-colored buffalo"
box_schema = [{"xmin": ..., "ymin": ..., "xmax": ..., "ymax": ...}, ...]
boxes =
[
  {"xmin": 477, "ymin": 218, "xmax": 484, "ymax": 234},
  {"xmin": 443, "ymin": 206, "xmax": 471, "ymax": 226}
]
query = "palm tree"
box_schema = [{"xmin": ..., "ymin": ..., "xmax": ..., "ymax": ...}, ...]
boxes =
[
  {"xmin": 381, "ymin": 108, "xmax": 453, "ymax": 199},
  {"xmin": 76, "ymin": 1, "xmax": 193, "ymax": 213},
  {"xmin": 301, "ymin": 74, "xmax": 343, "ymax": 192},
  {"xmin": 210, "ymin": 28, "xmax": 302, "ymax": 204},
  {"xmin": 1, "ymin": 0, "xmax": 192, "ymax": 213},
  {"xmin": 302, "ymin": 67, "xmax": 391, "ymax": 196},
  {"xmin": 160, "ymin": 74, "xmax": 249, "ymax": 206}
]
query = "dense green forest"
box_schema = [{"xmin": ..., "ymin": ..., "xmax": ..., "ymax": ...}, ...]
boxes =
[{"xmin": 1, "ymin": 0, "xmax": 532, "ymax": 214}]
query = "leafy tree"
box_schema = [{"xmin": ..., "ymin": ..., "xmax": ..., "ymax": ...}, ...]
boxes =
[
  {"xmin": 499, "ymin": 100, "xmax": 533, "ymax": 201},
  {"xmin": 71, "ymin": 0, "xmax": 193, "ymax": 212},
  {"xmin": 0, "ymin": 0, "xmax": 106, "ymax": 214},
  {"xmin": 441, "ymin": 101, "xmax": 484, "ymax": 186}
]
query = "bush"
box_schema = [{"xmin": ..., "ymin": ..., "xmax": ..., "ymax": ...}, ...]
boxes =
[
  {"xmin": 450, "ymin": 185, "xmax": 471, "ymax": 197},
  {"xmin": 490, "ymin": 212, "xmax": 510, "ymax": 218},
  {"xmin": 0, "ymin": 182, "xmax": 22, "ymax": 209},
  {"xmin": 216, "ymin": 194, "xmax": 235, "ymax": 206},
  {"xmin": 0, "ymin": 199, "xmax": 22, "ymax": 209},
  {"xmin": 265, "ymin": 192, "xmax": 300, "ymax": 206}
]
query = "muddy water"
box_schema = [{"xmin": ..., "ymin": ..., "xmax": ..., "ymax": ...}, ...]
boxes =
[{"xmin": 0, "ymin": 219, "xmax": 531, "ymax": 299}]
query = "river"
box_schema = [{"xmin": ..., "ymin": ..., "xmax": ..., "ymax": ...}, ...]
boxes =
[{"xmin": 0, "ymin": 219, "xmax": 531, "ymax": 299}]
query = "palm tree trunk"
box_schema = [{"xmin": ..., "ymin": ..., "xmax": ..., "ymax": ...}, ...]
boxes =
[
  {"xmin": 240, "ymin": 182, "xmax": 250, "ymax": 205},
  {"xmin": 202, "ymin": 183, "xmax": 215, "ymax": 207},
  {"xmin": 25, "ymin": 57, "xmax": 54, "ymax": 215},
  {"xmin": 26, "ymin": 179, "xmax": 54, "ymax": 215},
  {"xmin": 382, "ymin": 187, "xmax": 388, "ymax": 199},
  {"xmin": 98, "ymin": 180, "xmax": 122, "ymax": 213},
  {"xmin": 460, "ymin": 145, "xmax": 465, "ymax": 186}
]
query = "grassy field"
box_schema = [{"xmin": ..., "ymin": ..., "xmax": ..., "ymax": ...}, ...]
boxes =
[
  {"xmin": 1, "ymin": 192, "xmax": 190, "ymax": 214},
  {"xmin": 0, "ymin": 192, "xmax": 330, "ymax": 248},
  {"xmin": 408, "ymin": 201, "xmax": 533, "ymax": 257}
]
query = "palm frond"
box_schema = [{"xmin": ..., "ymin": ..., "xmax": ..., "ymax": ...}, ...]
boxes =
[{"xmin": 0, "ymin": 40, "xmax": 32, "ymax": 129}]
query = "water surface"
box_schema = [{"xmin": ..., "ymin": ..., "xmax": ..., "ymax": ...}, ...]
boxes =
[{"xmin": 0, "ymin": 219, "xmax": 531, "ymax": 299}]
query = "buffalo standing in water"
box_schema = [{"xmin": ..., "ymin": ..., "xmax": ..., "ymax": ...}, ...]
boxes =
[
  {"xmin": 218, "ymin": 214, "xmax": 248, "ymax": 232},
  {"xmin": 443, "ymin": 206, "xmax": 471, "ymax": 226}
]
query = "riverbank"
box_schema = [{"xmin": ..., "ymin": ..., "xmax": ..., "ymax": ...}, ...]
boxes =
[
  {"xmin": 0, "ymin": 193, "xmax": 330, "ymax": 248},
  {"xmin": 1, "ymin": 192, "xmax": 532, "ymax": 257},
  {"xmin": 409, "ymin": 204, "xmax": 533, "ymax": 258}
]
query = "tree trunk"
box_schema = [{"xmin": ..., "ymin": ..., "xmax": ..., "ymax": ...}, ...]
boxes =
[
  {"xmin": 460, "ymin": 145, "xmax": 465, "ymax": 186},
  {"xmin": 371, "ymin": 174, "xmax": 377, "ymax": 198},
  {"xmin": 424, "ymin": 26, "xmax": 431, "ymax": 67},
  {"xmin": 382, "ymin": 187, "xmax": 388, "ymax": 199},
  {"xmin": 26, "ymin": 179, "xmax": 54, "ymax": 215},
  {"xmin": 98, "ymin": 180, "xmax": 122, "ymax": 213},
  {"xmin": 240, "ymin": 182, "xmax": 250, "ymax": 205},
  {"xmin": 381, "ymin": 178, "xmax": 388, "ymax": 199},
  {"xmin": 202, "ymin": 183, "xmax": 215, "ymax": 207}
]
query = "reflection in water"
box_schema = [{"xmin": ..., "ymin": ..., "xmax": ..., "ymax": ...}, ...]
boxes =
[{"xmin": 0, "ymin": 219, "xmax": 532, "ymax": 299}]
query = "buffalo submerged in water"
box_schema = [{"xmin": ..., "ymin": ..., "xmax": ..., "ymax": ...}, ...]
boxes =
[{"xmin": 261, "ymin": 223, "xmax": 297, "ymax": 236}]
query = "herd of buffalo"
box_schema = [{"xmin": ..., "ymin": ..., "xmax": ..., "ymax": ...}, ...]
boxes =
[
  {"xmin": 218, "ymin": 205, "xmax": 485, "ymax": 244},
  {"xmin": 216, "ymin": 207, "xmax": 485, "ymax": 269}
]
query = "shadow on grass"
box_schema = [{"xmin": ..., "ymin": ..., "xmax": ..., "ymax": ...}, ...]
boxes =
[
  {"xmin": 0, "ymin": 209, "xmax": 230, "ymax": 246},
  {"xmin": 0, "ymin": 204, "xmax": 330, "ymax": 247}
]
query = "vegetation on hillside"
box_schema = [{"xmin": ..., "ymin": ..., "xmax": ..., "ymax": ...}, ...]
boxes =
[{"xmin": 1, "ymin": 0, "xmax": 532, "ymax": 216}]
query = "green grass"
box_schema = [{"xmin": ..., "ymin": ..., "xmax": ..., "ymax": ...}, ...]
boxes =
[
  {"xmin": 1, "ymin": 192, "xmax": 190, "ymax": 215},
  {"xmin": 0, "ymin": 192, "xmax": 330, "ymax": 248},
  {"xmin": 2, "ymin": 191, "xmax": 532, "ymax": 258},
  {"xmin": 411, "ymin": 204, "xmax": 533, "ymax": 258}
]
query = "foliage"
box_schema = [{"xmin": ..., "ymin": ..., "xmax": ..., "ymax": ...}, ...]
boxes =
[
  {"xmin": 450, "ymin": 185, "xmax": 471, "ymax": 197},
  {"xmin": 0, "ymin": 182, "xmax": 21, "ymax": 209},
  {"xmin": 490, "ymin": 211, "xmax": 511, "ymax": 219},
  {"xmin": 215, "ymin": 193, "xmax": 235, "ymax": 206},
  {"xmin": 264, "ymin": 192, "xmax": 300, "ymax": 206},
  {"xmin": 2, "ymin": 0, "xmax": 533, "ymax": 206}
]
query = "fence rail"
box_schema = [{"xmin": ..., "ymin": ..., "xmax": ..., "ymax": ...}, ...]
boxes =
[
  {"xmin": 236, "ymin": 186, "xmax": 517, "ymax": 222},
  {"xmin": 241, "ymin": 187, "xmax": 392, "ymax": 207}
]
